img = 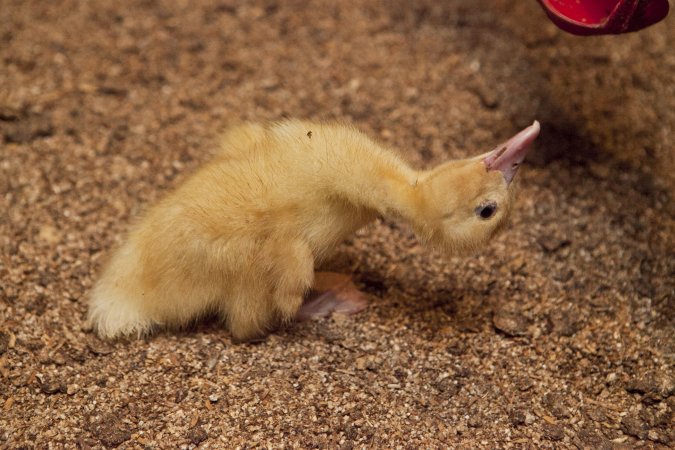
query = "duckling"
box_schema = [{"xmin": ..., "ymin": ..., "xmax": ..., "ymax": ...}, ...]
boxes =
[{"xmin": 89, "ymin": 119, "xmax": 540, "ymax": 341}]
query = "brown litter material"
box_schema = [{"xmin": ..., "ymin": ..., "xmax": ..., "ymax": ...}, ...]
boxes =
[{"xmin": 1, "ymin": 0, "xmax": 673, "ymax": 448}]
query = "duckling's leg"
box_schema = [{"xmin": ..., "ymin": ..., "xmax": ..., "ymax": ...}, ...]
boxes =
[
  {"xmin": 268, "ymin": 239, "xmax": 315, "ymax": 322},
  {"xmin": 227, "ymin": 239, "xmax": 315, "ymax": 341},
  {"xmin": 225, "ymin": 276, "xmax": 277, "ymax": 342},
  {"xmin": 266, "ymin": 239, "xmax": 368, "ymax": 321},
  {"xmin": 297, "ymin": 272, "xmax": 368, "ymax": 321}
]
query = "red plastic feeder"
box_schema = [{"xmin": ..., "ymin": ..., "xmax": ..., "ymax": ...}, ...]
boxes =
[{"xmin": 538, "ymin": 0, "xmax": 670, "ymax": 35}]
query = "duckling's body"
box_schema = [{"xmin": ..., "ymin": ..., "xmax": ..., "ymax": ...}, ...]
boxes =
[{"xmin": 89, "ymin": 119, "xmax": 539, "ymax": 341}]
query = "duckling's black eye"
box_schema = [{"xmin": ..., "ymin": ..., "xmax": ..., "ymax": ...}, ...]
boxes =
[{"xmin": 475, "ymin": 201, "xmax": 497, "ymax": 220}]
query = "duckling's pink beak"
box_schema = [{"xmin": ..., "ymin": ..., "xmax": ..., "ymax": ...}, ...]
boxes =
[{"xmin": 484, "ymin": 121, "xmax": 540, "ymax": 184}]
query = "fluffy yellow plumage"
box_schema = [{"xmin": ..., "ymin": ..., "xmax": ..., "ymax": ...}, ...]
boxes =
[{"xmin": 89, "ymin": 119, "xmax": 539, "ymax": 341}]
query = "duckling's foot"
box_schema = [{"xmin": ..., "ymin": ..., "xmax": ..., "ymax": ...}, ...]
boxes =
[{"xmin": 296, "ymin": 272, "xmax": 368, "ymax": 321}]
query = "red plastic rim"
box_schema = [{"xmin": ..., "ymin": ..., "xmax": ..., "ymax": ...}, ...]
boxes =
[{"xmin": 538, "ymin": 0, "xmax": 670, "ymax": 35}]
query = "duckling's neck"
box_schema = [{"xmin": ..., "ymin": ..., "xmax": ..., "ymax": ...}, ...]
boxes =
[
  {"xmin": 327, "ymin": 145, "xmax": 424, "ymax": 226},
  {"xmin": 364, "ymin": 169, "xmax": 423, "ymax": 223}
]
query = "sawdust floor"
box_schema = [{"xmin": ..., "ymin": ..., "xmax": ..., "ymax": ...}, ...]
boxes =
[{"xmin": 1, "ymin": 0, "xmax": 673, "ymax": 448}]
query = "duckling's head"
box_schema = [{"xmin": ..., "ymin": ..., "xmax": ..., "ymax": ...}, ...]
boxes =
[{"xmin": 415, "ymin": 121, "xmax": 540, "ymax": 255}]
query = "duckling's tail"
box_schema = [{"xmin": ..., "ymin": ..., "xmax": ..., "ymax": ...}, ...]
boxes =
[
  {"xmin": 87, "ymin": 244, "xmax": 156, "ymax": 340},
  {"xmin": 88, "ymin": 285, "xmax": 154, "ymax": 340}
]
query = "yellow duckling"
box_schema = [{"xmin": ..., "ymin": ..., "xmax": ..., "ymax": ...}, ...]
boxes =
[{"xmin": 89, "ymin": 119, "xmax": 540, "ymax": 341}]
